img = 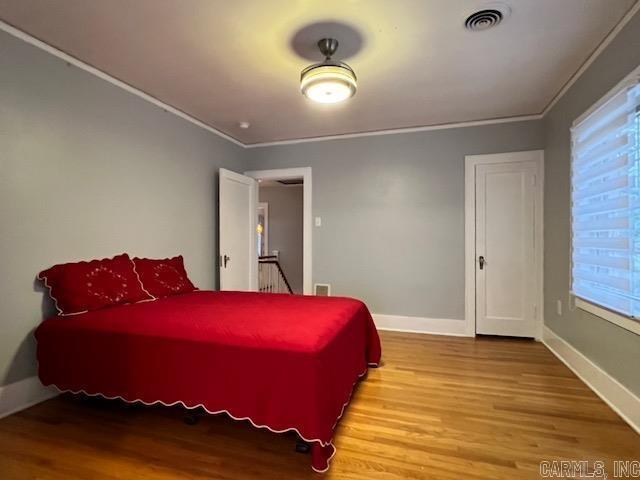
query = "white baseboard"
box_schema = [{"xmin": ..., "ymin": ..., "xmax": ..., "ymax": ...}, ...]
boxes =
[
  {"xmin": 0, "ymin": 376, "xmax": 58, "ymax": 419},
  {"xmin": 373, "ymin": 313, "xmax": 470, "ymax": 337},
  {"xmin": 542, "ymin": 325, "xmax": 640, "ymax": 435}
]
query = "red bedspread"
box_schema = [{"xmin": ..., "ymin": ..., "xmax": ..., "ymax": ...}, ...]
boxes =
[{"xmin": 35, "ymin": 290, "xmax": 381, "ymax": 472}]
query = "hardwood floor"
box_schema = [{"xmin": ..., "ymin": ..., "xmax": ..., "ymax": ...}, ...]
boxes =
[{"xmin": 0, "ymin": 331, "xmax": 638, "ymax": 479}]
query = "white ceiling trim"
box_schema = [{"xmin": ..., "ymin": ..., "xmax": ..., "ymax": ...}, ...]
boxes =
[
  {"xmin": 2, "ymin": 2, "xmax": 639, "ymax": 150},
  {"xmin": 0, "ymin": 19, "xmax": 245, "ymax": 148},
  {"xmin": 540, "ymin": 0, "xmax": 640, "ymax": 117},
  {"xmin": 244, "ymin": 114, "xmax": 543, "ymax": 148}
]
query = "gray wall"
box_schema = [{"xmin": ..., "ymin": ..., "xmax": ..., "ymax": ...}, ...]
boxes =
[
  {"xmin": 544, "ymin": 12, "xmax": 640, "ymax": 396},
  {"xmin": 0, "ymin": 31, "xmax": 248, "ymax": 386},
  {"xmin": 247, "ymin": 121, "xmax": 545, "ymax": 319},
  {"xmin": 259, "ymin": 186, "xmax": 304, "ymax": 293}
]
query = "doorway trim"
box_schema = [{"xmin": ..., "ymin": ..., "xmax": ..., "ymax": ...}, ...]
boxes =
[
  {"xmin": 464, "ymin": 150, "xmax": 544, "ymax": 339},
  {"xmin": 244, "ymin": 167, "xmax": 312, "ymax": 295}
]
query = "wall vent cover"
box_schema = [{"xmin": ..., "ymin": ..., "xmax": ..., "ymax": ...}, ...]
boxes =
[
  {"xmin": 314, "ymin": 283, "xmax": 331, "ymax": 296},
  {"xmin": 464, "ymin": 4, "xmax": 510, "ymax": 31}
]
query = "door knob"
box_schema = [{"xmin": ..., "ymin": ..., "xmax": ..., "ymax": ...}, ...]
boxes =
[
  {"xmin": 478, "ymin": 256, "xmax": 485, "ymax": 270},
  {"xmin": 223, "ymin": 255, "xmax": 230, "ymax": 268}
]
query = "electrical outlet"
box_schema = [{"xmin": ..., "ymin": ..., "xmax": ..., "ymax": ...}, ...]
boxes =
[{"xmin": 556, "ymin": 300, "xmax": 562, "ymax": 316}]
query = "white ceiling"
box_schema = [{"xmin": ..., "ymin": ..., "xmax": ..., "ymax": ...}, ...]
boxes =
[{"xmin": 0, "ymin": 0, "xmax": 636, "ymax": 145}]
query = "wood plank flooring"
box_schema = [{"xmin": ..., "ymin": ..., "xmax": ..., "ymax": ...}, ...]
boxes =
[{"xmin": 0, "ymin": 331, "xmax": 638, "ymax": 479}]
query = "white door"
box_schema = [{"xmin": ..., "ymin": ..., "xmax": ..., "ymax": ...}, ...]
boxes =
[
  {"xmin": 219, "ymin": 168, "xmax": 258, "ymax": 291},
  {"xmin": 475, "ymin": 154, "xmax": 540, "ymax": 337}
]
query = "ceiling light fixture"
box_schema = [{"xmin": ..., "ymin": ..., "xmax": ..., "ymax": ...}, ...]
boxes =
[{"xmin": 300, "ymin": 38, "xmax": 357, "ymax": 104}]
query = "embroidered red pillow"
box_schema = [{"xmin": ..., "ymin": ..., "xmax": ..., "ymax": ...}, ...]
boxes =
[
  {"xmin": 38, "ymin": 253, "xmax": 154, "ymax": 315},
  {"xmin": 132, "ymin": 256, "xmax": 196, "ymax": 298}
]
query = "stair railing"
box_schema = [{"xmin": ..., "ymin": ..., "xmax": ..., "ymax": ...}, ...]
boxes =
[{"xmin": 258, "ymin": 256, "xmax": 293, "ymax": 294}]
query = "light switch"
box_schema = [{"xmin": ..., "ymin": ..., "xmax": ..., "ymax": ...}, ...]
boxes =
[
  {"xmin": 557, "ymin": 300, "xmax": 562, "ymax": 316},
  {"xmin": 315, "ymin": 216, "xmax": 322, "ymax": 227}
]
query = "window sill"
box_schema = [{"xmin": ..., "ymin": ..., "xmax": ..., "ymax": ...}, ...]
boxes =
[{"xmin": 575, "ymin": 297, "xmax": 640, "ymax": 336}]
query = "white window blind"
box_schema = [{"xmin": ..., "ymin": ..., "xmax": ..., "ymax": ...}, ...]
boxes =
[{"xmin": 571, "ymin": 79, "xmax": 640, "ymax": 317}]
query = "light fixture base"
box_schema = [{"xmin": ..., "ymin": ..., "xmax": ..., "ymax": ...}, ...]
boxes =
[{"xmin": 317, "ymin": 38, "xmax": 339, "ymax": 59}]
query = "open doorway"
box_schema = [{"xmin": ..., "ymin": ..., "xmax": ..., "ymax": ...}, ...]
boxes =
[
  {"xmin": 257, "ymin": 179, "xmax": 302, "ymax": 294},
  {"xmin": 245, "ymin": 167, "xmax": 312, "ymax": 295}
]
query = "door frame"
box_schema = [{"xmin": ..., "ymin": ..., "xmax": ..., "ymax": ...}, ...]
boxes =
[
  {"xmin": 244, "ymin": 167, "xmax": 312, "ymax": 295},
  {"xmin": 464, "ymin": 150, "xmax": 544, "ymax": 339}
]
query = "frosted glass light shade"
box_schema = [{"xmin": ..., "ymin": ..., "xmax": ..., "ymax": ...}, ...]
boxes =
[{"xmin": 300, "ymin": 63, "xmax": 357, "ymax": 104}]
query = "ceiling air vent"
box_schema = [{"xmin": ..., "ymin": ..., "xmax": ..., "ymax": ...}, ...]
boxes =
[{"xmin": 464, "ymin": 4, "xmax": 511, "ymax": 31}]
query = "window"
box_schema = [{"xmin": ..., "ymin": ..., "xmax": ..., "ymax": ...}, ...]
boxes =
[{"xmin": 571, "ymin": 73, "xmax": 640, "ymax": 325}]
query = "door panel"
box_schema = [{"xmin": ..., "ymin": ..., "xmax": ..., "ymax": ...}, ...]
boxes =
[
  {"xmin": 219, "ymin": 168, "xmax": 257, "ymax": 291},
  {"xmin": 475, "ymin": 160, "xmax": 538, "ymax": 337}
]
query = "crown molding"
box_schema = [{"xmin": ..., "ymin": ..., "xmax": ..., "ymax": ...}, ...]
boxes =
[
  {"xmin": 244, "ymin": 114, "xmax": 543, "ymax": 148},
  {"xmin": 2, "ymin": 1, "xmax": 639, "ymax": 149},
  {"xmin": 0, "ymin": 19, "xmax": 245, "ymax": 148}
]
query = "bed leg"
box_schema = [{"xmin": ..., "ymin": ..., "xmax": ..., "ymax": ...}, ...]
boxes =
[
  {"xmin": 183, "ymin": 411, "xmax": 200, "ymax": 425},
  {"xmin": 295, "ymin": 436, "xmax": 311, "ymax": 454}
]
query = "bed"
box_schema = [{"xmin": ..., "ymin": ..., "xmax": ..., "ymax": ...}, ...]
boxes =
[{"xmin": 35, "ymin": 290, "xmax": 381, "ymax": 472}]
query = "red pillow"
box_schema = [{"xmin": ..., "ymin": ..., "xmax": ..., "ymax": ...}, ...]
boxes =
[
  {"xmin": 132, "ymin": 256, "xmax": 196, "ymax": 298},
  {"xmin": 38, "ymin": 253, "xmax": 154, "ymax": 315}
]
